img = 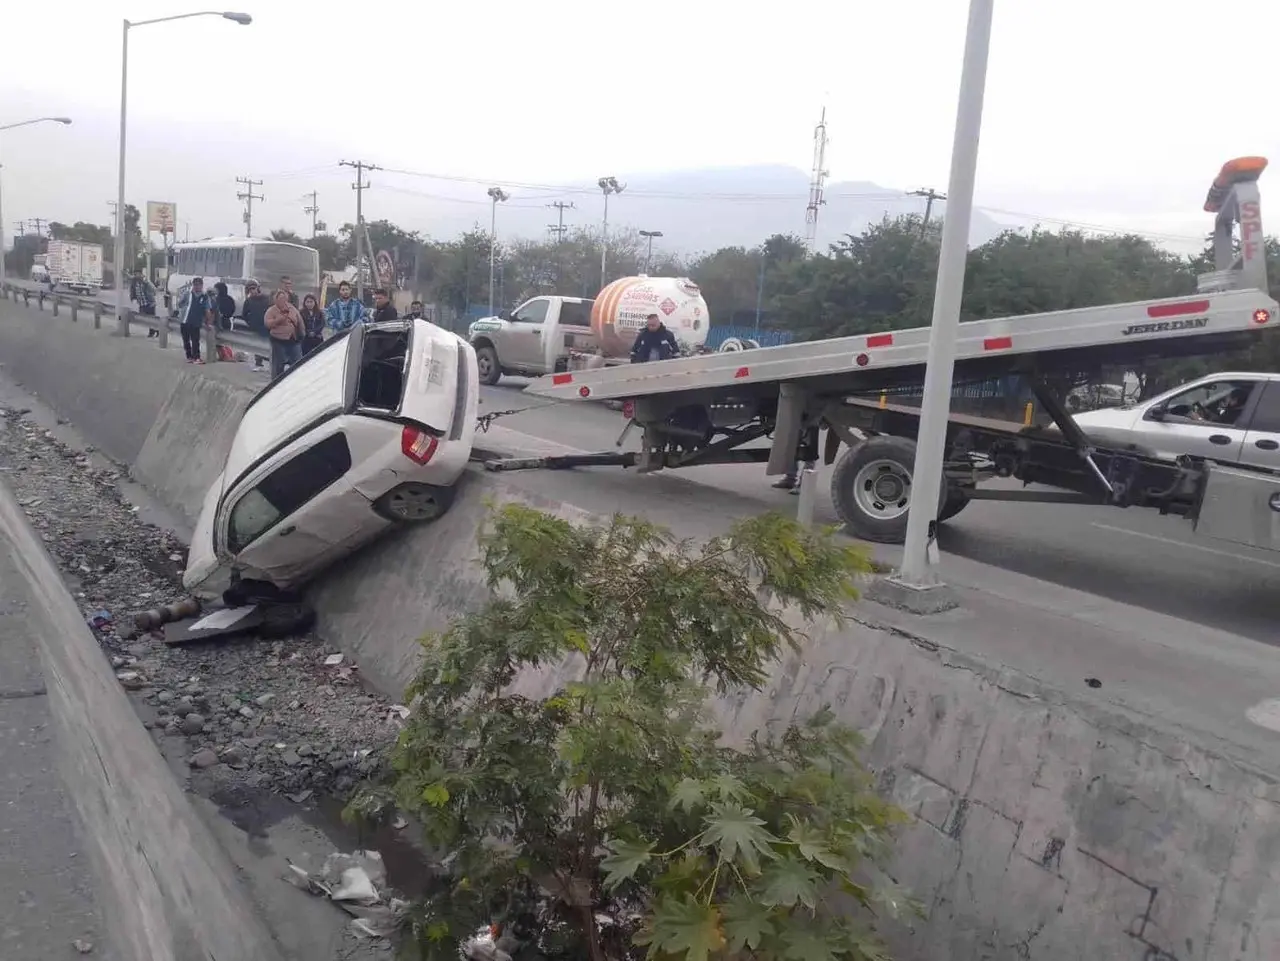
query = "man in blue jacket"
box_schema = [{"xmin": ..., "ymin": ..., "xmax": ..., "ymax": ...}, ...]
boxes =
[
  {"xmin": 325, "ymin": 281, "xmax": 367, "ymax": 333},
  {"xmin": 629, "ymin": 313, "xmax": 679, "ymax": 363}
]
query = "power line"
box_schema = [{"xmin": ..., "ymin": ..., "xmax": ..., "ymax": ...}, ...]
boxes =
[{"xmin": 235, "ymin": 176, "xmax": 263, "ymax": 238}]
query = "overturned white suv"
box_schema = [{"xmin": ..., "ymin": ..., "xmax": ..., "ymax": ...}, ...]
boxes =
[{"xmin": 183, "ymin": 318, "xmax": 479, "ymax": 595}]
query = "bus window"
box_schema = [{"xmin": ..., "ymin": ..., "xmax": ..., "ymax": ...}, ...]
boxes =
[{"xmin": 228, "ymin": 248, "xmax": 244, "ymax": 278}]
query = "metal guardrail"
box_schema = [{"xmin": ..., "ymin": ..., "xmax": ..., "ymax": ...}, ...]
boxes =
[{"xmin": 0, "ymin": 279, "xmax": 270, "ymax": 362}]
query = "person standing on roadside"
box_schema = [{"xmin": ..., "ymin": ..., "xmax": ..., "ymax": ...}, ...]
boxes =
[
  {"xmin": 265, "ymin": 289, "xmax": 304, "ymax": 378},
  {"xmin": 299, "ymin": 293, "xmax": 325, "ymax": 356},
  {"xmin": 371, "ymin": 288, "xmax": 398, "ymax": 322},
  {"xmin": 241, "ymin": 281, "xmax": 271, "ymax": 336},
  {"xmin": 279, "ymin": 275, "xmax": 298, "ymax": 308},
  {"xmin": 176, "ymin": 277, "xmax": 215, "ymax": 364},
  {"xmin": 212, "ymin": 281, "xmax": 236, "ymax": 331},
  {"xmin": 325, "ymin": 280, "xmax": 366, "ymax": 334},
  {"xmin": 130, "ymin": 267, "xmax": 159, "ymax": 338},
  {"xmin": 404, "ymin": 300, "xmax": 426, "ymax": 321}
]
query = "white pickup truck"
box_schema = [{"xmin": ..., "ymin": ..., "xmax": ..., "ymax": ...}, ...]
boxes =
[{"xmin": 468, "ymin": 296, "xmax": 598, "ymax": 385}]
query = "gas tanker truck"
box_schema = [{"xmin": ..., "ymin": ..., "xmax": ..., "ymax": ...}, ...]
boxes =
[{"xmin": 469, "ymin": 276, "xmax": 748, "ymax": 386}]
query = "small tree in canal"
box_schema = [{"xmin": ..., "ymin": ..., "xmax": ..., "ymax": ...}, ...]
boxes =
[{"xmin": 362, "ymin": 505, "xmax": 911, "ymax": 961}]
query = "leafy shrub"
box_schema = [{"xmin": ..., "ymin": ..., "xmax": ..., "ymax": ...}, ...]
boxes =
[{"xmin": 364, "ymin": 505, "xmax": 911, "ymax": 961}]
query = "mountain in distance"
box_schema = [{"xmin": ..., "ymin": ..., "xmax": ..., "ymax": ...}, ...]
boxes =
[{"xmin": 431, "ymin": 164, "xmax": 1009, "ymax": 255}]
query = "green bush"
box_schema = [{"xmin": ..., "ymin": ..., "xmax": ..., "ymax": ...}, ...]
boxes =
[{"xmin": 362, "ymin": 505, "xmax": 912, "ymax": 961}]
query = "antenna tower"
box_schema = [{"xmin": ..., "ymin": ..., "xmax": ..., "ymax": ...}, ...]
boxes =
[{"xmin": 804, "ymin": 107, "xmax": 829, "ymax": 250}]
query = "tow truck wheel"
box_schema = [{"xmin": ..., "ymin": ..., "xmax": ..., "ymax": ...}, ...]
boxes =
[
  {"xmin": 475, "ymin": 345, "xmax": 502, "ymax": 386},
  {"xmin": 375, "ymin": 482, "xmax": 456, "ymax": 524},
  {"xmin": 831, "ymin": 435, "xmax": 957, "ymax": 543}
]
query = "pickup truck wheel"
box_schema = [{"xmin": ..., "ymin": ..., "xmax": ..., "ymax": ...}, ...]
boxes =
[
  {"xmin": 475, "ymin": 346, "xmax": 501, "ymax": 386},
  {"xmin": 831, "ymin": 435, "xmax": 950, "ymax": 544},
  {"xmin": 375, "ymin": 482, "xmax": 456, "ymax": 524}
]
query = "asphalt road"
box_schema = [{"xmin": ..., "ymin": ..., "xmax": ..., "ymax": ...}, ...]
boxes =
[{"xmin": 479, "ymin": 377, "xmax": 1280, "ymax": 645}]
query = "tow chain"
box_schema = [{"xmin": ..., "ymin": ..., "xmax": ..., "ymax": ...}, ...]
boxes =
[{"xmin": 476, "ymin": 400, "xmax": 574, "ymax": 433}]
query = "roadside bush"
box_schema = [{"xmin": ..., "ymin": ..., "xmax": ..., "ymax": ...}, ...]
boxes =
[{"xmin": 359, "ymin": 505, "xmax": 911, "ymax": 961}]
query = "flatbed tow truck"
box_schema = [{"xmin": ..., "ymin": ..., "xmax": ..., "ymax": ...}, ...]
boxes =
[{"xmin": 490, "ymin": 157, "xmax": 1280, "ymax": 556}]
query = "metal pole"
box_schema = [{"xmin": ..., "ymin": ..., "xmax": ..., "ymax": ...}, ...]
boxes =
[
  {"xmin": 644, "ymin": 233, "xmax": 652, "ymax": 273},
  {"xmin": 354, "ymin": 162, "xmax": 364, "ymax": 303},
  {"xmin": 898, "ymin": 0, "xmax": 994, "ymax": 586},
  {"xmin": 114, "ymin": 18, "xmax": 129, "ymax": 334},
  {"xmin": 0, "ymin": 164, "xmax": 5, "ymax": 280},
  {"xmin": 488, "ymin": 197, "xmax": 497, "ymax": 316},
  {"xmin": 600, "ymin": 191, "xmax": 609, "ymax": 286},
  {"xmin": 754, "ymin": 247, "xmax": 765, "ymax": 335},
  {"xmin": 796, "ymin": 467, "xmax": 818, "ymax": 528}
]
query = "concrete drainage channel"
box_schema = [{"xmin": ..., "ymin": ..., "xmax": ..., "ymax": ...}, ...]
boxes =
[
  {"xmin": 0, "ymin": 381, "xmax": 425, "ymax": 959},
  {"xmin": 4, "ymin": 293, "xmax": 1280, "ymax": 959}
]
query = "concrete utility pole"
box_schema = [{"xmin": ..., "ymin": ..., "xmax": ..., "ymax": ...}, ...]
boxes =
[
  {"xmin": 29, "ymin": 217, "xmax": 48, "ymax": 238},
  {"xmin": 897, "ymin": 0, "xmax": 995, "ymax": 594},
  {"xmin": 909, "ymin": 187, "xmax": 947, "ymax": 235},
  {"xmin": 340, "ymin": 159, "xmax": 380, "ymax": 302},
  {"xmin": 236, "ymin": 176, "xmax": 263, "ymax": 238},
  {"xmin": 302, "ymin": 190, "xmax": 321, "ymax": 237},
  {"xmin": 597, "ymin": 176, "xmax": 624, "ymax": 286},
  {"xmin": 547, "ymin": 200, "xmax": 573, "ymax": 242}
]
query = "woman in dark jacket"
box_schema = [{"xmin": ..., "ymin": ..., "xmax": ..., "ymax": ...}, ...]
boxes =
[
  {"xmin": 212, "ymin": 282, "xmax": 236, "ymax": 331},
  {"xmin": 300, "ymin": 294, "xmax": 325, "ymax": 355}
]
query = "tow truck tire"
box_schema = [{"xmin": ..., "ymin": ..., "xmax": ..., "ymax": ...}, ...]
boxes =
[
  {"xmin": 831, "ymin": 435, "xmax": 954, "ymax": 544},
  {"xmin": 475, "ymin": 345, "xmax": 502, "ymax": 386}
]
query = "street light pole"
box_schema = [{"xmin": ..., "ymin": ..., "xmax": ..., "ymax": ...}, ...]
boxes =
[
  {"xmin": 754, "ymin": 246, "xmax": 766, "ymax": 336},
  {"xmin": 0, "ymin": 117, "xmax": 72, "ymax": 279},
  {"xmin": 638, "ymin": 229, "xmax": 663, "ymax": 274},
  {"xmin": 487, "ymin": 186, "xmax": 509, "ymax": 316},
  {"xmin": 897, "ymin": 0, "xmax": 995, "ymax": 588},
  {"xmin": 115, "ymin": 11, "xmax": 251, "ymax": 333},
  {"xmin": 597, "ymin": 176, "xmax": 624, "ymax": 286}
]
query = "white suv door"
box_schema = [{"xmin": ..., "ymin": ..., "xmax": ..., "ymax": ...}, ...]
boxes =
[
  {"xmin": 220, "ymin": 425, "xmax": 379, "ymax": 587},
  {"xmin": 506, "ymin": 298, "xmax": 551, "ymax": 370},
  {"xmin": 1131, "ymin": 376, "xmax": 1262, "ymax": 462}
]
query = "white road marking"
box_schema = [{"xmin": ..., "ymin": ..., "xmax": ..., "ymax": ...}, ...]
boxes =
[
  {"xmin": 1089, "ymin": 521, "xmax": 1280, "ymax": 569},
  {"xmin": 1246, "ymin": 698, "xmax": 1280, "ymax": 732}
]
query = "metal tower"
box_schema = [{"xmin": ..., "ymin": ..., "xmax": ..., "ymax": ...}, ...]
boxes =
[{"xmin": 804, "ymin": 107, "xmax": 829, "ymax": 250}]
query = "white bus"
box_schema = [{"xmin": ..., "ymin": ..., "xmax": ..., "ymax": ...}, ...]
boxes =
[{"xmin": 165, "ymin": 236, "xmax": 321, "ymax": 319}]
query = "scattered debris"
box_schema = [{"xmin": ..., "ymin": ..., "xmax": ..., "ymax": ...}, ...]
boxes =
[
  {"xmin": 1084, "ymin": 677, "xmax": 1102, "ymax": 689},
  {"xmin": 324, "ymin": 653, "xmax": 345, "ymax": 667},
  {"xmin": 71, "ymin": 938, "xmax": 94, "ymax": 954},
  {"xmin": 285, "ymin": 850, "xmax": 407, "ymax": 941}
]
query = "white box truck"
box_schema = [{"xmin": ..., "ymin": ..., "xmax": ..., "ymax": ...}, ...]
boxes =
[{"xmin": 46, "ymin": 240, "xmax": 104, "ymax": 294}]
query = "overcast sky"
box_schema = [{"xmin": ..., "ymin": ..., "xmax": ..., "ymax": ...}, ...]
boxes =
[{"xmin": 1, "ymin": 0, "xmax": 1275, "ymax": 254}]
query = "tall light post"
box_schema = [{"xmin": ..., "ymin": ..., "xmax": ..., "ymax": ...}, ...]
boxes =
[
  {"xmin": 754, "ymin": 245, "xmax": 766, "ymax": 336},
  {"xmin": 896, "ymin": 0, "xmax": 995, "ymax": 592},
  {"xmin": 597, "ymin": 176, "xmax": 624, "ymax": 286},
  {"xmin": 115, "ymin": 11, "xmax": 251, "ymax": 332},
  {"xmin": 638, "ymin": 229, "xmax": 663, "ymax": 274},
  {"xmin": 487, "ymin": 186, "xmax": 510, "ymax": 316},
  {"xmin": 0, "ymin": 117, "xmax": 71, "ymax": 279}
]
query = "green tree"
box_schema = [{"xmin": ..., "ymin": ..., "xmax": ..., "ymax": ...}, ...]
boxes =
[
  {"xmin": 362, "ymin": 506, "xmax": 908, "ymax": 961},
  {"xmin": 122, "ymin": 203, "xmax": 145, "ymax": 270},
  {"xmin": 269, "ymin": 228, "xmax": 305, "ymax": 244},
  {"xmin": 49, "ymin": 221, "xmax": 113, "ymax": 248}
]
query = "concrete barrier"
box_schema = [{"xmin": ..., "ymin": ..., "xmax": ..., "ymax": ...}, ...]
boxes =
[
  {"xmin": 0, "ymin": 481, "xmax": 286, "ymax": 961},
  {"xmin": 2, "ymin": 295, "xmax": 1279, "ymax": 959}
]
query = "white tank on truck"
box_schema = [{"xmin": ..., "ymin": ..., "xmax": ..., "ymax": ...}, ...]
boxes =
[
  {"xmin": 467, "ymin": 276, "xmax": 713, "ymax": 385},
  {"xmin": 591, "ymin": 276, "xmax": 711, "ymax": 358}
]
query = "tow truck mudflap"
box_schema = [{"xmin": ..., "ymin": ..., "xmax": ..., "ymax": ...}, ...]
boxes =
[{"xmin": 1193, "ymin": 463, "xmax": 1280, "ymax": 552}]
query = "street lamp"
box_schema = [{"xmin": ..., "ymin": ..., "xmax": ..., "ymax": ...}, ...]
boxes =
[
  {"xmin": 115, "ymin": 11, "xmax": 251, "ymax": 332},
  {"xmin": 0, "ymin": 117, "xmax": 71, "ymax": 280},
  {"xmin": 638, "ymin": 229, "xmax": 663, "ymax": 274},
  {"xmin": 598, "ymin": 176, "xmax": 625, "ymax": 286},
  {"xmin": 897, "ymin": 0, "xmax": 994, "ymax": 592},
  {"xmin": 487, "ymin": 186, "xmax": 510, "ymax": 316}
]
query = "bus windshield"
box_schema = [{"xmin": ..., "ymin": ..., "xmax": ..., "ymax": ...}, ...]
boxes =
[{"xmin": 249, "ymin": 244, "xmax": 320, "ymax": 291}]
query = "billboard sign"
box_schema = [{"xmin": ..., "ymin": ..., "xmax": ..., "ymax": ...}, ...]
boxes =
[{"xmin": 146, "ymin": 201, "xmax": 177, "ymax": 234}]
